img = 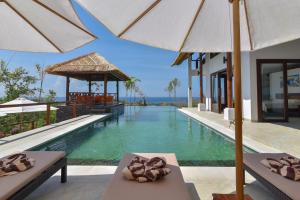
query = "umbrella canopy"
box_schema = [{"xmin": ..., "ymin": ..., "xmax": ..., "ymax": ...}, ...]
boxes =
[
  {"xmin": 0, "ymin": 0, "xmax": 96, "ymax": 53},
  {"xmin": 77, "ymin": 0, "xmax": 300, "ymax": 52},
  {"xmin": 0, "ymin": 112, "xmax": 7, "ymax": 117},
  {"xmin": 76, "ymin": 0, "xmax": 300, "ymax": 199},
  {"xmin": 0, "ymin": 97, "xmax": 58, "ymax": 114}
]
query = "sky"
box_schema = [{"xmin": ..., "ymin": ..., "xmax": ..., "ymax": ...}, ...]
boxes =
[{"xmin": 0, "ymin": 2, "xmax": 201, "ymax": 98}]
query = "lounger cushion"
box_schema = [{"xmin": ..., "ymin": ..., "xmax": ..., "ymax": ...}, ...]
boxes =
[
  {"xmin": 0, "ymin": 151, "xmax": 65, "ymax": 200},
  {"xmin": 102, "ymin": 153, "xmax": 191, "ymax": 200},
  {"xmin": 244, "ymin": 153, "xmax": 300, "ymax": 200}
]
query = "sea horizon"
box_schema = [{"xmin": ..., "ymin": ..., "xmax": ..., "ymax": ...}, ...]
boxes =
[{"xmin": 55, "ymin": 96, "xmax": 200, "ymax": 104}]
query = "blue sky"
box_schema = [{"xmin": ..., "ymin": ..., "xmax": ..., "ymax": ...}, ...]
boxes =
[{"xmin": 0, "ymin": 2, "xmax": 201, "ymax": 98}]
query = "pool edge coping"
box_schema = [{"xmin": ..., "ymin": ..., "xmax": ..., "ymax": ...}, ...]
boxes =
[
  {"xmin": 178, "ymin": 108, "xmax": 281, "ymax": 154},
  {"xmin": 0, "ymin": 114, "xmax": 111, "ymax": 158}
]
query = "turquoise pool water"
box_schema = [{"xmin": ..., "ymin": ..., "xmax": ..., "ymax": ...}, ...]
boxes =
[{"xmin": 32, "ymin": 106, "xmax": 252, "ymax": 166}]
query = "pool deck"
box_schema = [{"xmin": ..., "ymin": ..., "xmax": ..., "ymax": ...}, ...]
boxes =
[
  {"xmin": 179, "ymin": 107, "xmax": 300, "ymax": 157},
  {"xmin": 0, "ymin": 114, "xmax": 110, "ymax": 158},
  {"xmin": 25, "ymin": 166, "xmax": 279, "ymax": 200},
  {"xmin": 4, "ymin": 108, "xmax": 298, "ymax": 200}
]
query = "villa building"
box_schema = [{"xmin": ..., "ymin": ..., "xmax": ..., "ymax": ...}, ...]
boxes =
[{"xmin": 174, "ymin": 39, "xmax": 300, "ymax": 122}]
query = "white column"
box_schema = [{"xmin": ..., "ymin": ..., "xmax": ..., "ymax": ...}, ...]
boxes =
[{"xmin": 188, "ymin": 55, "xmax": 192, "ymax": 107}]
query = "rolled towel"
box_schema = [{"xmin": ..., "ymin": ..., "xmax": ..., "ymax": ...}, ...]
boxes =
[
  {"xmin": 122, "ymin": 156, "xmax": 171, "ymax": 183},
  {"xmin": 261, "ymin": 156, "xmax": 300, "ymax": 181},
  {"xmin": 260, "ymin": 158, "xmax": 283, "ymax": 173},
  {"xmin": 280, "ymin": 156, "xmax": 300, "ymax": 166},
  {"xmin": 279, "ymin": 165, "xmax": 300, "ymax": 181},
  {"xmin": 145, "ymin": 157, "xmax": 166, "ymax": 169},
  {"xmin": 0, "ymin": 153, "xmax": 35, "ymax": 177},
  {"xmin": 145, "ymin": 168, "xmax": 171, "ymax": 182}
]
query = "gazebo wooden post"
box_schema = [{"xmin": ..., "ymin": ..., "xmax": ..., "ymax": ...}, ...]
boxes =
[
  {"xmin": 226, "ymin": 52, "xmax": 233, "ymax": 108},
  {"xmin": 116, "ymin": 80, "xmax": 119, "ymax": 102},
  {"xmin": 104, "ymin": 74, "xmax": 107, "ymax": 105},
  {"xmin": 66, "ymin": 76, "xmax": 70, "ymax": 105},
  {"xmin": 232, "ymin": 0, "xmax": 244, "ymax": 199},
  {"xmin": 88, "ymin": 80, "xmax": 92, "ymax": 95},
  {"xmin": 199, "ymin": 53, "xmax": 204, "ymax": 104},
  {"xmin": 46, "ymin": 103, "xmax": 50, "ymax": 125}
]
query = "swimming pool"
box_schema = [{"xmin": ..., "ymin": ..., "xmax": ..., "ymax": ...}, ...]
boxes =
[{"xmin": 31, "ymin": 106, "xmax": 253, "ymax": 166}]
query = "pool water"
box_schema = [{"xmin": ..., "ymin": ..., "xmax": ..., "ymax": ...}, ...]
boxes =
[{"xmin": 31, "ymin": 106, "xmax": 252, "ymax": 166}]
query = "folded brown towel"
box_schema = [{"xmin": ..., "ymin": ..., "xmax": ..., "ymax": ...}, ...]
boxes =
[
  {"xmin": 261, "ymin": 156, "xmax": 300, "ymax": 181},
  {"xmin": 0, "ymin": 153, "xmax": 35, "ymax": 177},
  {"xmin": 122, "ymin": 156, "xmax": 171, "ymax": 183}
]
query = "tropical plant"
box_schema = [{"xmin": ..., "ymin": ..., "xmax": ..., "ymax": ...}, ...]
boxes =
[
  {"xmin": 0, "ymin": 60, "xmax": 37, "ymax": 101},
  {"xmin": 35, "ymin": 64, "xmax": 46, "ymax": 102},
  {"xmin": 45, "ymin": 89, "xmax": 56, "ymax": 102},
  {"xmin": 124, "ymin": 77, "xmax": 140, "ymax": 105},
  {"xmin": 165, "ymin": 78, "xmax": 181, "ymax": 105},
  {"xmin": 171, "ymin": 78, "xmax": 180, "ymax": 103},
  {"xmin": 91, "ymin": 82, "xmax": 103, "ymax": 93},
  {"xmin": 165, "ymin": 82, "xmax": 173, "ymax": 97}
]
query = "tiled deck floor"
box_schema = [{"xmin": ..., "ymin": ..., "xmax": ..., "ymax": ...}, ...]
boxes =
[
  {"xmin": 25, "ymin": 166, "xmax": 279, "ymax": 200},
  {"xmin": 11, "ymin": 108, "xmax": 300, "ymax": 200},
  {"xmin": 181, "ymin": 108, "xmax": 300, "ymax": 157}
]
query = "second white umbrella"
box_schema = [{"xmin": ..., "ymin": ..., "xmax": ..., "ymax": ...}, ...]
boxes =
[{"xmin": 0, "ymin": 0, "xmax": 96, "ymax": 53}]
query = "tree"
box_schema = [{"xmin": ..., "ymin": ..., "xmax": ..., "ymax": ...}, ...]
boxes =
[
  {"xmin": 45, "ymin": 90, "xmax": 56, "ymax": 102},
  {"xmin": 165, "ymin": 78, "xmax": 180, "ymax": 105},
  {"xmin": 137, "ymin": 88, "xmax": 147, "ymax": 106},
  {"xmin": 171, "ymin": 78, "xmax": 180, "ymax": 104},
  {"xmin": 91, "ymin": 82, "xmax": 103, "ymax": 93},
  {"xmin": 124, "ymin": 77, "xmax": 140, "ymax": 105},
  {"xmin": 35, "ymin": 64, "xmax": 46, "ymax": 102},
  {"xmin": 165, "ymin": 82, "xmax": 173, "ymax": 98},
  {"xmin": 0, "ymin": 60, "xmax": 37, "ymax": 101}
]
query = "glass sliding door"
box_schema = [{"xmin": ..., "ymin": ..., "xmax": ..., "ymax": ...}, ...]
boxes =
[
  {"xmin": 287, "ymin": 63, "xmax": 300, "ymax": 118},
  {"xmin": 259, "ymin": 63, "xmax": 286, "ymax": 121},
  {"xmin": 258, "ymin": 59, "xmax": 300, "ymax": 122},
  {"xmin": 211, "ymin": 73, "xmax": 219, "ymax": 112},
  {"xmin": 219, "ymin": 72, "xmax": 227, "ymax": 111},
  {"xmin": 210, "ymin": 70, "xmax": 228, "ymax": 113}
]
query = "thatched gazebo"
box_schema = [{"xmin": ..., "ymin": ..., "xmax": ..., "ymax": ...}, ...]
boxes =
[{"xmin": 46, "ymin": 52, "xmax": 130, "ymax": 105}]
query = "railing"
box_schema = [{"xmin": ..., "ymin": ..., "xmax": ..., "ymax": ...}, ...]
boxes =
[
  {"xmin": 0, "ymin": 102, "xmax": 64, "ymax": 126},
  {"xmin": 68, "ymin": 92, "xmax": 118, "ymax": 105}
]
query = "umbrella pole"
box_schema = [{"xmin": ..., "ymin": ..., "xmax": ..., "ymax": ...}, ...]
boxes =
[{"xmin": 232, "ymin": 0, "xmax": 244, "ymax": 199}]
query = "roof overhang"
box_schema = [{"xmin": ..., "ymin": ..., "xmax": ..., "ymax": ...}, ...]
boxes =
[{"xmin": 171, "ymin": 52, "xmax": 192, "ymax": 66}]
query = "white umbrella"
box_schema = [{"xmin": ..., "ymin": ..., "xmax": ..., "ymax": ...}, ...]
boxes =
[
  {"xmin": 0, "ymin": 0, "xmax": 96, "ymax": 53},
  {"xmin": 76, "ymin": 0, "xmax": 300, "ymax": 199},
  {"xmin": 0, "ymin": 97, "xmax": 58, "ymax": 114},
  {"xmin": 0, "ymin": 112, "xmax": 7, "ymax": 117},
  {"xmin": 76, "ymin": 0, "xmax": 300, "ymax": 52}
]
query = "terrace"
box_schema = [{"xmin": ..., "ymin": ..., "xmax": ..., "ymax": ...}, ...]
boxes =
[
  {"xmin": 0, "ymin": 107, "xmax": 287, "ymax": 200},
  {"xmin": 0, "ymin": 1, "xmax": 299, "ymax": 200}
]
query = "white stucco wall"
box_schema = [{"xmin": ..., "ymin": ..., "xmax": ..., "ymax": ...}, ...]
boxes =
[
  {"xmin": 202, "ymin": 52, "xmax": 252, "ymax": 120},
  {"xmin": 202, "ymin": 39, "xmax": 300, "ymax": 121},
  {"xmin": 203, "ymin": 53, "xmax": 226, "ymax": 111}
]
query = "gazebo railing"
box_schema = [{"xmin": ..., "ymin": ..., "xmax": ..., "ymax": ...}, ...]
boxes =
[{"xmin": 68, "ymin": 92, "xmax": 118, "ymax": 105}]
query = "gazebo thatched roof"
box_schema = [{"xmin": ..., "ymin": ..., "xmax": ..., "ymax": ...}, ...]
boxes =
[{"xmin": 45, "ymin": 52, "xmax": 130, "ymax": 81}]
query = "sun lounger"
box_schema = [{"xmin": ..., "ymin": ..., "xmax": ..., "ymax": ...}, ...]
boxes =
[
  {"xmin": 244, "ymin": 153, "xmax": 300, "ymax": 200},
  {"xmin": 102, "ymin": 153, "xmax": 191, "ymax": 200},
  {"xmin": 0, "ymin": 151, "xmax": 67, "ymax": 200}
]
